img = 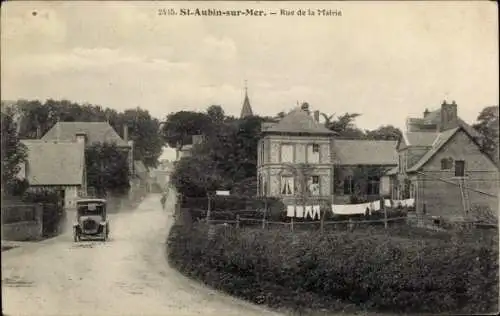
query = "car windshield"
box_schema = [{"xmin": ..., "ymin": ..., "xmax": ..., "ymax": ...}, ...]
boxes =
[{"xmin": 77, "ymin": 203, "xmax": 105, "ymax": 216}]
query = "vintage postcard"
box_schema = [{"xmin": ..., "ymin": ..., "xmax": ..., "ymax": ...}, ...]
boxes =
[{"xmin": 1, "ymin": 1, "xmax": 499, "ymax": 315}]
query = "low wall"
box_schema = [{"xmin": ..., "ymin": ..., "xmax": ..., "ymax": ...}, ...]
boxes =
[
  {"xmin": 1, "ymin": 204, "xmax": 43, "ymax": 241},
  {"xmin": 2, "ymin": 221, "xmax": 42, "ymax": 241}
]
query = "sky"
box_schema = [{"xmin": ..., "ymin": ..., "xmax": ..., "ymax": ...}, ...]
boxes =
[{"xmin": 2, "ymin": 1, "xmax": 498, "ymax": 134}]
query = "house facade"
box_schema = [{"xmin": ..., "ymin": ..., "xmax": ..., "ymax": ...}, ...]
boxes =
[
  {"xmin": 388, "ymin": 101, "xmax": 499, "ymax": 220},
  {"xmin": 18, "ymin": 139, "xmax": 86, "ymax": 210},
  {"xmin": 258, "ymin": 106, "xmax": 335, "ymax": 205},
  {"xmin": 257, "ymin": 104, "xmax": 398, "ymax": 205}
]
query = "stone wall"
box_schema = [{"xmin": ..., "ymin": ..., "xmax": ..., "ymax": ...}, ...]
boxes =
[{"xmin": 1, "ymin": 204, "xmax": 43, "ymax": 241}]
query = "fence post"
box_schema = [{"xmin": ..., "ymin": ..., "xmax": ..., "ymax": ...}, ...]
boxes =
[
  {"xmin": 236, "ymin": 214, "xmax": 240, "ymax": 229},
  {"xmin": 291, "ymin": 217, "xmax": 294, "ymax": 232},
  {"xmin": 384, "ymin": 204, "xmax": 388, "ymax": 229},
  {"xmin": 262, "ymin": 199, "xmax": 267, "ymax": 229}
]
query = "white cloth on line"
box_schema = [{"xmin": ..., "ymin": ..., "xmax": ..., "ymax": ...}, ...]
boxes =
[
  {"xmin": 304, "ymin": 205, "xmax": 313, "ymax": 219},
  {"xmin": 384, "ymin": 199, "xmax": 392, "ymax": 207},
  {"xmin": 312, "ymin": 205, "xmax": 320, "ymax": 220},
  {"xmin": 286, "ymin": 205, "xmax": 295, "ymax": 217},
  {"xmin": 371, "ymin": 200, "xmax": 381, "ymax": 211},
  {"xmin": 404, "ymin": 198, "xmax": 415, "ymax": 207},
  {"xmin": 295, "ymin": 205, "xmax": 304, "ymax": 218},
  {"xmin": 332, "ymin": 204, "xmax": 366, "ymax": 215}
]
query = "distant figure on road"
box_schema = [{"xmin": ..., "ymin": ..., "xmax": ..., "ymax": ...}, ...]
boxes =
[{"xmin": 160, "ymin": 194, "xmax": 167, "ymax": 210}]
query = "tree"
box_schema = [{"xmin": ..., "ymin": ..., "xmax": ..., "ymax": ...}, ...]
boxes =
[
  {"xmin": 473, "ymin": 106, "xmax": 499, "ymax": 164},
  {"xmin": 113, "ymin": 108, "xmax": 163, "ymax": 168},
  {"xmin": 206, "ymin": 105, "xmax": 225, "ymax": 123},
  {"xmin": 85, "ymin": 143, "xmax": 130, "ymax": 197},
  {"xmin": 365, "ymin": 125, "xmax": 403, "ymax": 141},
  {"xmin": 171, "ymin": 154, "xmax": 222, "ymax": 197},
  {"xmin": 161, "ymin": 111, "xmax": 213, "ymax": 149},
  {"xmin": 325, "ymin": 112, "xmax": 365, "ymax": 139},
  {"xmin": 1, "ymin": 106, "xmax": 28, "ymax": 196}
]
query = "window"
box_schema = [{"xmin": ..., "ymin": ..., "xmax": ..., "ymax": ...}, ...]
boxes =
[
  {"xmin": 343, "ymin": 176, "xmax": 355, "ymax": 195},
  {"xmin": 281, "ymin": 144, "xmax": 294, "ymax": 163},
  {"xmin": 441, "ymin": 157, "xmax": 453, "ymax": 170},
  {"xmin": 366, "ymin": 177, "xmax": 380, "ymax": 195},
  {"xmin": 454, "ymin": 160, "xmax": 465, "ymax": 177},
  {"xmin": 308, "ymin": 144, "xmax": 320, "ymax": 163},
  {"xmin": 281, "ymin": 176, "xmax": 294, "ymax": 195},
  {"xmin": 307, "ymin": 176, "xmax": 320, "ymax": 196}
]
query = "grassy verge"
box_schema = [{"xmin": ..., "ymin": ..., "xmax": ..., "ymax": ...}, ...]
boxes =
[{"xmin": 167, "ymin": 217, "xmax": 498, "ymax": 315}]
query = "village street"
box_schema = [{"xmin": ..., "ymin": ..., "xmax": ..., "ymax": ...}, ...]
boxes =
[{"xmin": 1, "ymin": 192, "xmax": 282, "ymax": 316}]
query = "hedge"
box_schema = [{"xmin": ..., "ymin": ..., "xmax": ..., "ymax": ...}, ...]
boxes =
[{"xmin": 167, "ymin": 222, "xmax": 499, "ymax": 314}]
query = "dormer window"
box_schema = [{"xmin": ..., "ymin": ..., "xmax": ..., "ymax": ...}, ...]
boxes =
[{"xmin": 440, "ymin": 157, "xmax": 453, "ymax": 170}]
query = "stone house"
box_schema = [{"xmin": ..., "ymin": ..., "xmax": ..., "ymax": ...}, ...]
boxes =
[
  {"xmin": 18, "ymin": 139, "xmax": 86, "ymax": 210},
  {"xmin": 257, "ymin": 104, "xmax": 398, "ymax": 205},
  {"xmin": 386, "ymin": 101, "xmax": 499, "ymax": 220},
  {"xmin": 41, "ymin": 121, "xmax": 135, "ymax": 193}
]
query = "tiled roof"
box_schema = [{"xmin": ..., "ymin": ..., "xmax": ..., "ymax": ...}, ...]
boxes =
[
  {"xmin": 403, "ymin": 132, "xmax": 439, "ymax": 147},
  {"xmin": 334, "ymin": 139, "xmax": 398, "ymax": 166},
  {"xmin": 407, "ymin": 127, "xmax": 459, "ymax": 172},
  {"xmin": 41, "ymin": 122, "xmax": 129, "ymax": 147},
  {"xmin": 21, "ymin": 140, "xmax": 85, "ymax": 186},
  {"xmin": 262, "ymin": 108, "xmax": 334, "ymax": 135}
]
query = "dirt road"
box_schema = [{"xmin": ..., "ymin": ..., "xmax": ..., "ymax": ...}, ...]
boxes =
[{"xmin": 1, "ymin": 192, "xmax": 283, "ymax": 316}]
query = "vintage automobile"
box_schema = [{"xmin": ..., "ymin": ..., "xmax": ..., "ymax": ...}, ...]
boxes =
[{"xmin": 73, "ymin": 198, "xmax": 110, "ymax": 242}]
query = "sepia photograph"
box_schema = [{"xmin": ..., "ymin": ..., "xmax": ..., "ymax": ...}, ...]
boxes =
[{"xmin": 1, "ymin": 1, "xmax": 499, "ymax": 315}]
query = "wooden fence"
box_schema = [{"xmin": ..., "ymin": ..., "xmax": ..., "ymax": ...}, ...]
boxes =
[{"xmin": 204, "ymin": 215, "xmax": 409, "ymax": 232}]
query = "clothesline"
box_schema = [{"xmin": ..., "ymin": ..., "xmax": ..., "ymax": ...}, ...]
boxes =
[{"xmin": 286, "ymin": 198, "xmax": 415, "ymax": 218}]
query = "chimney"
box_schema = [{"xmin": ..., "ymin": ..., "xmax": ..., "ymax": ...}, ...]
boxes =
[
  {"xmin": 423, "ymin": 108, "xmax": 430, "ymax": 118},
  {"xmin": 301, "ymin": 102, "xmax": 310, "ymax": 115},
  {"xmin": 75, "ymin": 132, "xmax": 87, "ymax": 145},
  {"xmin": 123, "ymin": 125, "xmax": 128, "ymax": 142},
  {"xmin": 440, "ymin": 100, "xmax": 458, "ymax": 132},
  {"xmin": 313, "ymin": 110, "xmax": 320, "ymax": 122}
]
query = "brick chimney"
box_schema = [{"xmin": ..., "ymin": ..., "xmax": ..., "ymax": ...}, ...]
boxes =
[
  {"xmin": 440, "ymin": 100, "xmax": 458, "ymax": 132},
  {"xmin": 313, "ymin": 110, "xmax": 320, "ymax": 122}
]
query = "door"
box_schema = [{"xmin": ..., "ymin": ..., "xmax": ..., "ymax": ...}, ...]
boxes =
[{"xmin": 455, "ymin": 160, "xmax": 465, "ymax": 177}]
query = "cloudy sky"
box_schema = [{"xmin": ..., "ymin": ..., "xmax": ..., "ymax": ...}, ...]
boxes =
[{"xmin": 2, "ymin": 1, "xmax": 498, "ymax": 132}]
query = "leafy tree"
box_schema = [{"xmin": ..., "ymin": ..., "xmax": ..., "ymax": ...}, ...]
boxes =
[
  {"xmin": 473, "ymin": 106, "xmax": 499, "ymax": 164},
  {"xmin": 113, "ymin": 107, "xmax": 163, "ymax": 168},
  {"xmin": 171, "ymin": 154, "xmax": 222, "ymax": 197},
  {"xmin": 365, "ymin": 125, "xmax": 403, "ymax": 141},
  {"xmin": 206, "ymin": 105, "xmax": 225, "ymax": 123},
  {"xmin": 161, "ymin": 111, "xmax": 212, "ymax": 149},
  {"xmin": 1, "ymin": 106, "xmax": 28, "ymax": 196},
  {"xmin": 85, "ymin": 143, "xmax": 130, "ymax": 197},
  {"xmin": 324, "ymin": 112, "xmax": 365, "ymax": 139}
]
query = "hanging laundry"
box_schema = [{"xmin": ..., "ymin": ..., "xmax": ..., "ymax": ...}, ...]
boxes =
[
  {"xmin": 404, "ymin": 198, "xmax": 415, "ymax": 207},
  {"xmin": 370, "ymin": 200, "xmax": 381, "ymax": 211},
  {"xmin": 312, "ymin": 205, "xmax": 320, "ymax": 220},
  {"xmin": 332, "ymin": 204, "xmax": 366, "ymax": 215},
  {"xmin": 295, "ymin": 205, "xmax": 304, "ymax": 218},
  {"xmin": 304, "ymin": 205, "xmax": 313, "ymax": 219},
  {"xmin": 384, "ymin": 199, "xmax": 392, "ymax": 208},
  {"xmin": 286, "ymin": 205, "xmax": 295, "ymax": 217}
]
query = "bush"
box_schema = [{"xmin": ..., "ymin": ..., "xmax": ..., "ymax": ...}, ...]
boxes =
[
  {"xmin": 167, "ymin": 222, "xmax": 499, "ymax": 314},
  {"xmin": 22, "ymin": 188, "xmax": 65, "ymax": 237}
]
